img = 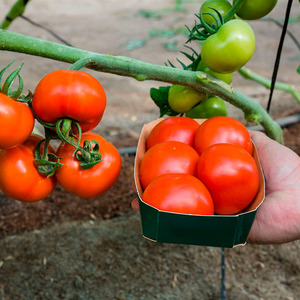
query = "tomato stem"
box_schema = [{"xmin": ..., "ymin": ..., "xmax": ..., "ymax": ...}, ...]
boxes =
[
  {"xmin": 75, "ymin": 140, "xmax": 102, "ymax": 169},
  {"xmin": 0, "ymin": 29, "xmax": 283, "ymax": 143},
  {"xmin": 68, "ymin": 58, "xmax": 94, "ymax": 71},
  {"xmin": 56, "ymin": 118, "xmax": 82, "ymax": 149},
  {"xmin": 34, "ymin": 138, "xmax": 63, "ymax": 177},
  {"xmin": 223, "ymin": 0, "xmax": 247, "ymax": 23}
]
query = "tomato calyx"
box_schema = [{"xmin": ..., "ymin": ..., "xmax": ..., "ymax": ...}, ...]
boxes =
[
  {"xmin": 186, "ymin": 9, "xmax": 223, "ymax": 43},
  {"xmin": 55, "ymin": 118, "xmax": 82, "ymax": 149},
  {"xmin": 0, "ymin": 60, "xmax": 25, "ymax": 100},
  {"xmin": 74, "ymin": 140, "xmax": 102, "ymax": 169},
  {"xmin": 56, "ymin": 118, "xmax": 102, "ymax": 169},
  {"xmin": 34, "ymin": 137, "xmax": 63, "ymax": 177}
]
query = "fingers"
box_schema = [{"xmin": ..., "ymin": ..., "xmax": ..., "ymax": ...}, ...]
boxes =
[{"xmin": 131, "ymin": 198, "xmax": 140, "ymax": 211}]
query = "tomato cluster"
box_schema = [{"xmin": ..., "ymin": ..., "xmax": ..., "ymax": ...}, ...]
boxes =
[
  {"xmin": 156, "ymin": 0, "xmax": 278, "ymax": 120},
  {"xmin": 0, "ymin": 68, "xmax": 121, "ymax": 202},
  {"xmin": 139, "ymin": 116, "xmax": 260, "ymax": 215}
]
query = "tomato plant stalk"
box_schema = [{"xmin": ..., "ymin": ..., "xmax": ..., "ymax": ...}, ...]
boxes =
[{"xmin": 0, "ymin": 29, "xmax": 283, "ymax": 143}]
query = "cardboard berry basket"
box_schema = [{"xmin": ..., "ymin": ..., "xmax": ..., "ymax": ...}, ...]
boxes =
[{"xmin": 134, "ymin": 118, "xmax": 265, "ymax": 248}]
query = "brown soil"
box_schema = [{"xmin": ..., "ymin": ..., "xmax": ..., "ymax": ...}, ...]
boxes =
[{"xmin": 0, "ymin": 1, "xmax": 300, "ymax": 299}]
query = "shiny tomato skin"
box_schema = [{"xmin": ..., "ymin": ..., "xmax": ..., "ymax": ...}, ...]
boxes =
[
  {"xmin": 200, "ymin": 0, "xmax": 232, "ymax": 26},
  {"xmin": 146, "ymin": 117, "xmax": 200, "ymax": 150},
  {"xmin": 233, "ymin": 0, "xmax": 278, "ymax": 20},
  {"xmin": 32, "ymin": 70, "xmax": 106, "ymax": 132},
  {"xmin": 197, "ymin": 144, "xmax": 259, "ymax": 215},
  {"xmin": 55, "ymin": 132, "xmax": 121, "ymax": 198},
  {"xmin": 142, "ymin": 173, "xmax": 214, "ymax": 215},
  {"xmin": 194, "ymin": 116, "xmax": 253, "ymax": 155},
  {"xmin": 0, "ymin": 92, "xmax": 34, "ymax": 149},
  {"xmin": 0, "ymin": 135, "xmax": 56, "ymax": 202},
  {"xmin": 186, "ymin": 96, "xmax": 227, "ymax": 119},
  {"xmin": 139, "ymin": 141, "xmax": 199, "ymax": 190},
  {"xmin": 168, "ymin": 85, "xmax": 206, "ymax": 113},
  {"xmin": 201, "ymin": 19, "xmax": 255, "ymax": 74}
]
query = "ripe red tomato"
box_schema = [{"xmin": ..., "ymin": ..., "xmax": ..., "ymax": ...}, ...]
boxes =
[
  {"xmin": 146, "ymin": 117, "xmax": 200, "ymax": 150},
  {"xmin": 194, "ymin": 116, "xmax": 253, "ymax": 155},
  {"xmin": 139, "ymin": 141, "xmax": 199, "ymax": 190},
  {"xmin": 55, "ymin": 132, "xmax": 121, "ymax": 198},
  {"xmin": 0, "ymin": 92, "xmax": 34, "ymax": 149},
  {"xmin": 197, "ymin": 144, "xmax": 259, "ymax": 215},
  {"xmin": 0, "ymin": 134, "xmax": 56, "ymax": 202},
  {"xmin": 32, "ymin": 70, "xmax": 106, "ymax": 132},
  {"xmin": 142, "ymin": 174, "xmax": 214, "ymax": 215}
]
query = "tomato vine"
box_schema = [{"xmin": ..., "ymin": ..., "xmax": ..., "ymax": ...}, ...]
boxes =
[{"xmin": 0, "ymin": 29, "xmax": 284, "ymax": 143}]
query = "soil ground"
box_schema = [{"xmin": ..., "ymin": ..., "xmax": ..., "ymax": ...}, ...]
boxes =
[{"xmin": 0, "ymin": 0, "xmax": 300, "ymax": 299}]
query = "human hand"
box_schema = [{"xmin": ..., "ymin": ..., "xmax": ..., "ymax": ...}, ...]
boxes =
[{"xmin": 247, "ymin": 130, "xmax": 300, "ymax": 244}]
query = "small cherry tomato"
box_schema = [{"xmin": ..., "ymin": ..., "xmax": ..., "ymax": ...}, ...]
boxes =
[
  {"xmin": 234, "ymin": 0, "xmax": 278, "ymax": 20},
  {"xmin": 55, "ymin": 132, "xmax": 121, "ymax": 198},
  {"xmin": 0, "ymin": 92, "xmax": 34, "ymax": 149},
  {"xmin": 32, "ymin": 70, "xmax": 106, "ymax": 132},
  {"xmin": 200, "ymin": 0, "xmax": 232, "ymax": 26},
  {"xmin": 142, "ymin": 173, "xmax": 214, "ymax": 215},
  {"xmin": 139, "ymin": 141, "xmax": 199, "ymax": 190},
  {"xmin": 168, "ymin": 85, "xmax": 206, "ymax": 113},
  {"xmin": 0, "ymin": 135, "xmax": 56, "ymax": 202},
  {"xmin": 146, "ymin": 117, "xmax": 200, "ymax": 149},
  {"xmin": 197, "ymin": 144, "xmax": 259, "ymax": 215},
  {"xmin": 194, "ymin": 116, "xmax": 253, "ymax": 155},
  {"xmin": 201, "ymin": 19, "xmax": 255, "ymax": 74},
  {"xmin": 186, "ymin": 96, "xmax": 227, "ymax": 119}
]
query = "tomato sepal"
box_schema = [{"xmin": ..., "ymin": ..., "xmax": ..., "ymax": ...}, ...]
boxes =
[
  {"xmin": 74, "ymin": 139, "xmax": 102, "ymax": 169},
  {"xmin": 33, "ymin": 138, "xmax": 63, "ymax": 177}
]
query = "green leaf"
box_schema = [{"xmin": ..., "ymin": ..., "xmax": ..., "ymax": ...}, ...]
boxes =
[
  {"xmin": 297, "ymin": 66, "xmax": 300, "ymax": 75},
  {"xmin": 163, "ymin": 40, "xmax": 178, "ymax": 51},
  {"xmin": 150, "ymin": 86, "xmax": 178, "ymax": 117},
  {"xmin": 119, "ymin": 39, "xmax": 147, "ymax": 51}
]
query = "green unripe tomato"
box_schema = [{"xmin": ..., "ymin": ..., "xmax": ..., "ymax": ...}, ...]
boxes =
[
  {"xmin": 201, "ymin": 19, "xmax": 255, "ymax": 74},
  {"xmin": 196, "ymin": 60, "xmax": 233, "ymax": 84},
  {"xmin": 233, "ymin": 0, "xmax": 278, "ymax": 20},
  {"xmin": 186, "ymin": 96, "xmax": 227, "ymax": 119},
  {"xmin": 200, "ymin": 0, "xmax": 232, "ymax": 26},
  {"xmin": 168, "ymin": 85, "xmax": 206, "ymax": 113}
]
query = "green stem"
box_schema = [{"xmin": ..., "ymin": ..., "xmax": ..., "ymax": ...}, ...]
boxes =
[
  {"xmin": 0, "ymin": 0, "xmax": 30, "ymax": 30},
  {"xmin": 0, "ymin": 29, "xmax": 283, "ymax": 143},
  {"xmin": 68, "ymin": 58, "xmax": 94, "ymax": 71},
  {"xmin": 239, "ymin": 67, "xmax": 300, "ymax": 105},
  {"xmin": 42, "ymin": 137, "xmax": 50, "ymax": 160},
  {"xmin": 223, "ymin": 0, "xmax": 247, "ymax": 22}
]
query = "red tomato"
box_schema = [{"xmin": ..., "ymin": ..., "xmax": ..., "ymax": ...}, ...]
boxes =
[
  {"xmin": 197, "ymin": 144, "xmax": 259, "ymax": 215},
  {"xmin": 142, "ymin": 173, "xmax": 214, "ymax": 215},
  {"xmin": 0, "ymin": 92, "xmax": 34, "ymax": 149},
  {"xmin": 55, "ymin": 132, "xmax": 121, "ymax": 198},
  {"xmin": 32, "ymin": 70, "xmax": 106, "ymax": 132},
  {"xmin": 139, "ymin": 141, "xmax": 199, "ymax": 190},
  {"xmin": 146, "ymin": 117, "xmax": 200, "ymax": 150},
  {"xmin": 194, "ymin": 116, "xmax": 253, "ymax": 155},
  {"xmin": 0, "ymin": 135, "xmax": 56, "ymax": 202}
]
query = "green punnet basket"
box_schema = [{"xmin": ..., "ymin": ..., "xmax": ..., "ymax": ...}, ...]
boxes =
[{"xmin": 134, "ymin": 119, "xmax": 265, "ymax": 248}]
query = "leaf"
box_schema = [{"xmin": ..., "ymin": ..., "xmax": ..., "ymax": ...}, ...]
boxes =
[
  {"xmin": 137, "ymin": 9, "xmax": 162, "ymax": 19},
  {"xmin": 297, "ymin": 65, "xmax": 300, "ymax": 75},
  {"xmin": 119, "ymin": 39, "xmax": 147, "ymax": 51},
  {"xmin": 150, "ymin": 86, "xmax": 178, "ymax": 117},
  {"xmin": 163, "ymin": 40, "xmax": 178, "ymax": 51}
]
